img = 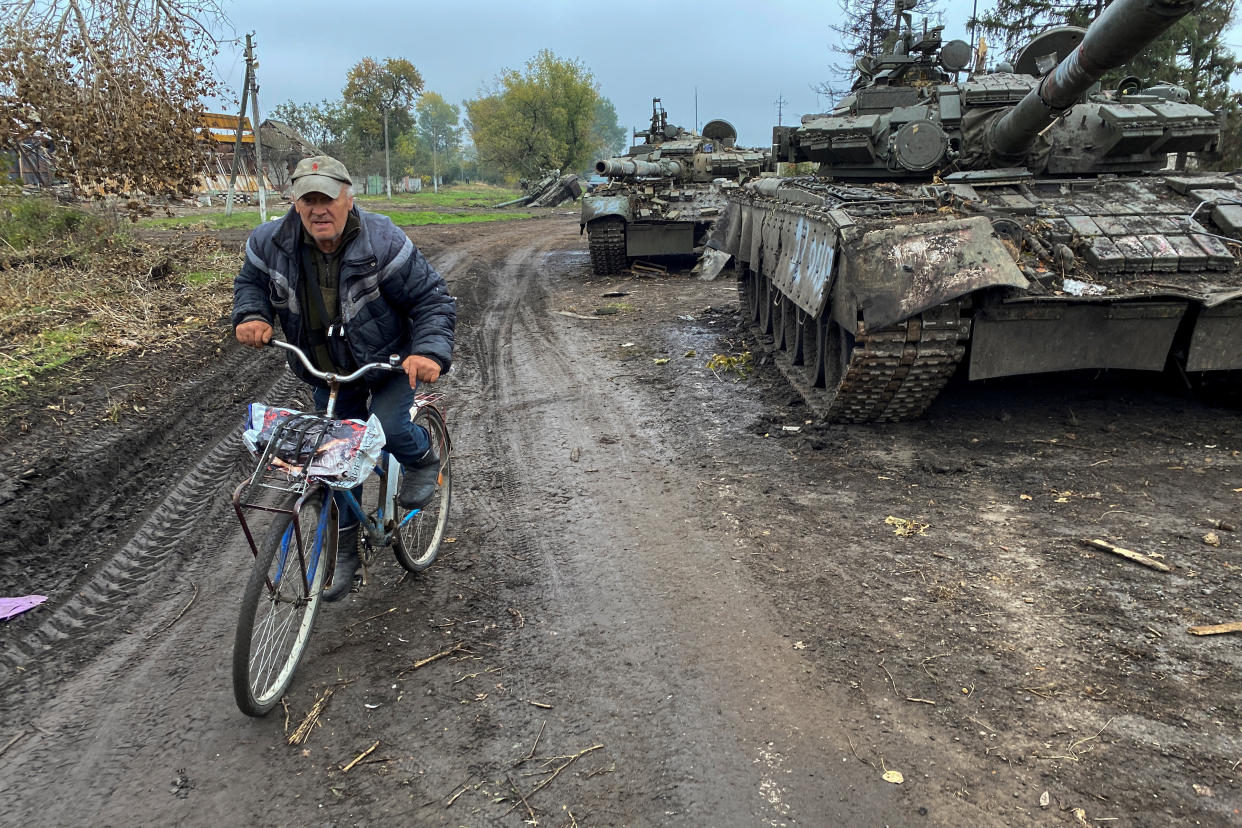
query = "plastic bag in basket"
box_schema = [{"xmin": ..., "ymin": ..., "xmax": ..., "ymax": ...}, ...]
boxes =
[{"xmin": 242, "ymin": 404, "xmax": 386, "ymax": 483}]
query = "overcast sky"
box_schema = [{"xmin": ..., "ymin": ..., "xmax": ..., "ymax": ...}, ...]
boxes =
[{"xmin": 214, "ymin": 0, "xmax": 978, "ymax": 152}]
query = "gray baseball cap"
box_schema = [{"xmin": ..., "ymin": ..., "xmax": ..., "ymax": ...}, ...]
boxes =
[{"xmin": 290, "ymin": 155, "xmax": 352, "ymax": 200}]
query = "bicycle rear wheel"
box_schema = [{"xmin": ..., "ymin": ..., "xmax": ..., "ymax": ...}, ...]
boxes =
[
  {"xmin": 232, "ymin": 485, "xmax": 331, "ymax": 716},
  {"xmin": 393, "ymin": 405, "xmax": 452, "ymax": 572}
]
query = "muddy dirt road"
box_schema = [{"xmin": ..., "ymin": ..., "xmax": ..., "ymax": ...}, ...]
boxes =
[{"xmin": 1, "ymin": 213, "xmax": 1240, "ymax": 826}]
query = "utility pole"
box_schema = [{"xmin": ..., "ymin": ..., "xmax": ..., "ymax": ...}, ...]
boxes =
[
  {"xmin": 224, "ymin": 33, "xmax": 251, "ymax": 218},
  {"xmin": 383, "ymin": 106, "xmax": 392, "ymax": 199},
  {"xmin": 775, "ymin": 93, "xmax": 788, "ymax": 127},
  {"xmin": 248, "ymin": 37, "xmax": 268, "ymax": 222}
]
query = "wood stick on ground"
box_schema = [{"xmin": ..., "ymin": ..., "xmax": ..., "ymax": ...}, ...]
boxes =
[
  {"xmin": 1081, "ymin": 538, "xmax": 1172, "ymax": 572},
  {"xmin": 504, "ymin": 744, "xmax": 603, "ymax": 815},
  {"xmin": 341, "ymin": 740, "xmax": 380, "ymax": 773},
  {"xmin": 145, "ymin": 582, "xmax": 198, "ymax": 639},
  {"xmin": 0, "ymin": 730, "xmax": 27, "ymax": 758},
  {"xmin": 288, "ymin": 687, "xmax": 335, "ymax": 746},
  {"xmin": 398, "ymin": 642, "xmax": 466, "ymax": 677},
  {"xmin": 345, "ymin": 607, "xmax": 396, "ymax": 633},
  {"xmin": 506, "ymin": 773, "xmax": 537, "ymax": 822},
  {"xmin": 846, "ymin": 732, "xmax": 874, "ymax": 768},
  {"xmin": 516, "ymin": 720, "xmax": 546, "ymax": 765},
  {"xmin": 1069, "ymin": 716, "xmax": 1115, "ymax": 756},
  {"xmin": 1188, "ymin": 621, "xmax": 1242, "ymax": 636}
]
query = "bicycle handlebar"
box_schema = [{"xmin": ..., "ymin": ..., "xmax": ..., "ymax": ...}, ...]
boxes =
[{"xmin": 268, "ymin": 339, "xmax": 404, "ymax": 385}]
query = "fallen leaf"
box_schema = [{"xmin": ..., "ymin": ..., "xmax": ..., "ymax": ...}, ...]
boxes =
[
  {"xmin": 1020, "ymin": 494, "xmax": 1033, "ymax": 501},
  {"xmin": 792, "ymin": 641, "xmax": 807, "ymax": 650},
  {"xmin": 1203, "ymin": 532, "xmax": 1221, "ymax": 547},
  {"xmin": 885, "ymin": 516, "xmax": 929, "ymax": 537},
  {"xmin": 653, "ymin": 357, "xmax": 669, "ymax": 365},
  {"xmin": 1072, "ymin": 807, "xmax": 1089, "ymax": 826},
  {"xmin": 1039, "ymin": 790, "xmax": 1050, "ymax": 809},
  {"xmin": 1193, "ymin": 783, "xmax": 1213, "ymax": 796},
  {"xmin": 882, "ymin": 770, "xmax": 904, "ymax": 784}
]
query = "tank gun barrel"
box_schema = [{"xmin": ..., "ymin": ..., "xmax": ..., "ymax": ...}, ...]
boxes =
[
  {"xmin": 595, "ymin": 158, "xmax": 684, "ymax": 179},
  {"xmin": 988, "ymin": 0, "xmax": 1195, "ymax": 162}
]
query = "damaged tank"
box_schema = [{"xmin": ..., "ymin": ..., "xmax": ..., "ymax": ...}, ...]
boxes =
[
  {"xmin": 581, "ymin": 99, "xmax": 771, "ymax": 274},
  {"xmin": 493, "ymin": 169, "xmax": 583, "ymax": 209},
  {"xmin": 702, "ymin": 0, "xmax": 1241, "ymax": 422}
]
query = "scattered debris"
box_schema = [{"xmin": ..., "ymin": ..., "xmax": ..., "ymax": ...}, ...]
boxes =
[
  {"xmin": 340, "ymin": 740, "xmax": 380, "ymax": 773},
  {"xmin": 1080, "ymin": 538, "xmax": 1172, "ymax": 572},
  {"xmin": 288, "ymin": 687, "xmax": 335, "ymax": 746},
  {"xmin": 600, "ymin": 290, "xmax": 629, "ymax": 298},
  {"xmin": 705, "ymin": 351, "xmax": 753, "ymax": 379},
  {"xmin": 1188, "ymin": 621, "xmax": 1242, "ymax": 636},
  {"xmin": 397, "ymin": 641, "xmax": 466, "ymax": 677},
  {"xmin": 0, "ymin": 594, "xmax": 47, "ymax": 620},
  {"xmin": 554, "ymin": 310, "xmax": 602, "ymax": 321},
  {"xmin": 653, "ymin": 357, "xmax": 669, "ymax": 365},
  {"xmin": 1040, "ymin": 791, "xmax": 1050, "ymax": 809},
  {"xmin": 630, "ymin": 260, "xmax": 667, "ymax": 276},
  {"xmin": 1202, "ymin": 532, "xmax": 1221, "ymax": 547},
  {"xmin": 886, "ymin": 516, "xmax": 929, "ymax": 537}
]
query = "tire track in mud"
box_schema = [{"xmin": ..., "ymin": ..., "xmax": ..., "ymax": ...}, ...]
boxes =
[{"xmin": 0, "ymin": 367, "xmax": 302, "ymax": 712}]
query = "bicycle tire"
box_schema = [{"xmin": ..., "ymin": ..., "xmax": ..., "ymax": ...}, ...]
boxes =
[
  {"xmin": 392, "ymin": 405, "xmax": 452, "ymax": 573},
  {"xmin": 232, "ymin": 485, "xmax": 331, "ymax": 716}
]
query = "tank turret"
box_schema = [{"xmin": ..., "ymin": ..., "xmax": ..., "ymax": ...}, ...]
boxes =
[
  {"xmin": 580, "ymin": 98, "xmax": 771, "ymax": 275},
  {"xmin": 779, "ymin": 0, "xmax": 1215, "ymax": 179},
  {"xmin": 704, "ymin": 0, "xmax": 1242, "ymax": 423}
]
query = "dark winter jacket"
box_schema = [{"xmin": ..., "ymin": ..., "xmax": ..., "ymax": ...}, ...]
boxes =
[{"xmin": 232, "ymin": 206, "xmax": 456, "ymax": 387}]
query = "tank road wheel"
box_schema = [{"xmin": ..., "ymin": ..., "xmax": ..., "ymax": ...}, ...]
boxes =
[
  {"xmin": 781, "ymin": 301, "xmax": 806, "ymax": 365},
  {"xmin": 756, "ymin": 274, "xmax": 775, "ymax": 336},
  {"xmin": 587, "ymin": 217, "xmax": 628, "ymax": 275},
  {"xmin": 740, "ymin": 269, "xmax": 761, "ymax": 324},
  {"xmin": 802, "ymin": 313, "xmax": 828, "ymax": 388}
]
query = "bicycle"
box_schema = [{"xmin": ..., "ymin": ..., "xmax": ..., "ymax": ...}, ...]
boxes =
[{"xmin": 230, "ymin": 339, "xmax": 452, "ymax": 717}]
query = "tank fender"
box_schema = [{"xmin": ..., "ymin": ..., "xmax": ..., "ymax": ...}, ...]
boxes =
[
  {"xmin": 580, "ymin": 196, "xmax": 632, "ymax": 232},
  {"xmin": 839, "ymin": 216, "xmax": 1029, "ymax": 332}
]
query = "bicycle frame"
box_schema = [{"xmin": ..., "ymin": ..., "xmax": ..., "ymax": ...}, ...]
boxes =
[{"xmin": 232, "ymin": 340, "xmax": 447, "ymax": 594}]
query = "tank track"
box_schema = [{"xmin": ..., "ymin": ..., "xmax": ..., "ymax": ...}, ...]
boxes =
[
  {"xmin": 587, "ymin": 218, "xmax": 627, "ymax": 275},
  {"xmin": 769, "ymin": 302, "xmax": 969, "ymax": 423}
]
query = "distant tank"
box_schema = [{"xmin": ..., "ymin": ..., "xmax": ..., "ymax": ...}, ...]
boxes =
[
  {"xmin": 701, "ymin": 0, "xmax": 1241, "ymax": 422},
  {"xmin": 581, "ymin": 99, "xmax": 771, "ymax": 274},
  {"xmin": 493, "ymin": 169, "xmax": 583, "ymax": 209}
]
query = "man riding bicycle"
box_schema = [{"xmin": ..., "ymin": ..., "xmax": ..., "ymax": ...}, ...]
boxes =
[{"xmin": 232, "ymin": 155, "xmax": 456, "ymax": 600}]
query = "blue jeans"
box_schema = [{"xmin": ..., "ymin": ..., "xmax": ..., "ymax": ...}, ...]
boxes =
[{"xmin": 313, "ymin": 373, "xmax": 430, "ymax": 529}]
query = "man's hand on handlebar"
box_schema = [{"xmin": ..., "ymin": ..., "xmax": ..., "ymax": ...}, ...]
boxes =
[
  {"xmin": 236, "ymin": 320, "xmax": 273, "ymax": 348},
  {"xmin": 403, "ymin": 354, "xmax": 441, "ymax": 388}
]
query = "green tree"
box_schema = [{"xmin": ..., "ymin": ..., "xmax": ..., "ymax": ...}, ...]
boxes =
[
  {"xmin": 590, "ymin": 97, "xmax": 627, "ymax": 160},
  {"xmin": 343, "ymin": 57, "xmax": 424, "ymax": 195},
  {"xmin": 415, "ymin": 91, "xmax": 461, "ymax": 192},
  {"xmin": 0, "ymin": 0, "xmax": 227, "ymax": 205},
  {"xmin": 270, "ymin": 98, "xmax": 349, "ymax": 156},
  {"xmin": 465, "ymin": 50, "xmax": 601, "ymax": 179}
]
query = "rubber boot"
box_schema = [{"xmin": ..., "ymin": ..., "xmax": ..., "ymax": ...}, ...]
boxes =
[
  {"xmin": 398, "ymin": 448, "xmax": 440, "ymax": 509},
  {"xmin": 322, "ymin": 525, "xmax": 359, "ymax": 602}
]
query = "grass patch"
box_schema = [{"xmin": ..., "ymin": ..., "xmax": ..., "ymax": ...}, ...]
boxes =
[
  {"xmin": 356, "ymin": 182, "xmax": 522, "ymax": 208},
  {"xmin": 140, "ymin": 211, "xmax": 267, "ymax": 231},
  {"xmin": 375, "ymin": 209, "xmax": 531, "ymax": 226},
  {"xmin": 0, "ymin": 196, "xmax": 116, "ymax": 252},
  {"xmin": 0, "ymin": 204, "xmax": 236, "ymax": 398}
]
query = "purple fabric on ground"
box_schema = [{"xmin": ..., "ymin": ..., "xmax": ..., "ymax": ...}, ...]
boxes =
[{"xmin": 0, "ymin": 595, "xmax": 47, "ymax": 620}]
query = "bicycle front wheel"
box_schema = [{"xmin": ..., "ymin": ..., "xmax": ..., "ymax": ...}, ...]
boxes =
[
  {"xmin": 393, "ymin": 404, "xmax": 452, "ymax": 573},
  {"xmin": 232, "ymin": 485, "xmax": 331, "ymax": 716}
]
